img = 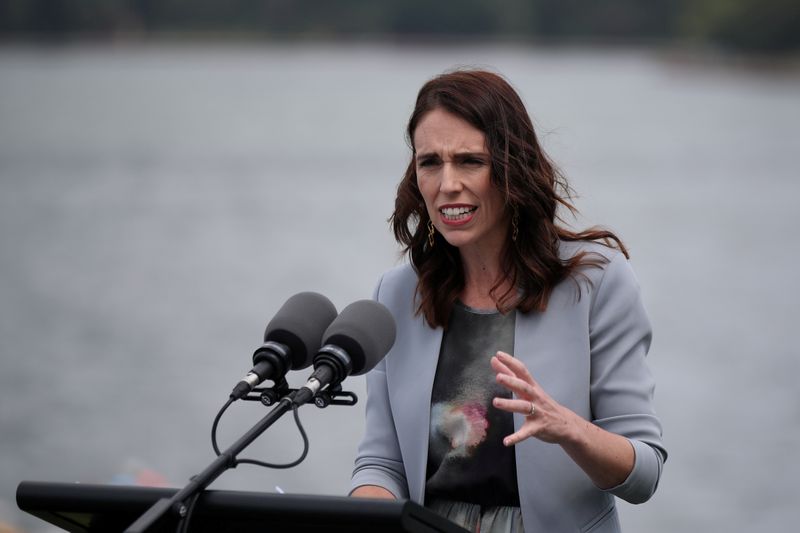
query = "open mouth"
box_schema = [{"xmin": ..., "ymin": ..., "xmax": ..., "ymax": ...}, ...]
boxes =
[{"xmin": 440, "ymin": 206, "xmax": 477, "ymax": 221}]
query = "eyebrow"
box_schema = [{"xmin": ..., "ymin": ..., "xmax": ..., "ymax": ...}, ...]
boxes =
[{"xmin": 415, "ymin": 151, "xmax": 489, "ymax": 162}]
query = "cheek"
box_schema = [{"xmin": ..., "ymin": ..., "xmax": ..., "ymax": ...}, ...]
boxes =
[
  {"xmin": 417, "ymin": 177, "xmax": 437, "ymax": 206},
  {"xmin": 483, "ymin": 188, "xmax": 507, "ymax": 221}
]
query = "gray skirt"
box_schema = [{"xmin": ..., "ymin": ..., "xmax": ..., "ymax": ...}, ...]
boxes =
[{"xmin": 427, "ymin": 499, "xmax": 525, "ymax": 533}]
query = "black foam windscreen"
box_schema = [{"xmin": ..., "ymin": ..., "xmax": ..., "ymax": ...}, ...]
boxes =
[
  {"xmin": 321, "ymin": 300, "xmax": 396, "ymax": 375},
  {"xmin": 264, "ymin": 292, "xmax": 338, "ymax": 369}
]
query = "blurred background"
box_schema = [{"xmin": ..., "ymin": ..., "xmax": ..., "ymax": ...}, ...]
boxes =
[{"xmin": 1, "ymin": 1, "xmax": 799, "ymax": 531}]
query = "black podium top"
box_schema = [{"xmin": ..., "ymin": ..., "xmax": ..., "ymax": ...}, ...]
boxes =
[{"xmin": 17, "ymin": 481, "xmax": 468, "ymax": 533}]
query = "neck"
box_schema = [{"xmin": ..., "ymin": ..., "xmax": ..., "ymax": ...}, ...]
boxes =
[{"xmin": 459, "ymin": 246, "xmax": 510, "ymax": 310}]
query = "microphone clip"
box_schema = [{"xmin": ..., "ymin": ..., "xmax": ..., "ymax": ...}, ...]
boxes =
[
  {"xmin": 310, "ymin": 384, "xmax": 358, "ymax": 408},
  {"xmin": 250, "ymin": 377, "xmax": 292, "ymax": 407},
  {"xmin": 242, "ymin": 380, "xmax": 358, "ymax": 409}
]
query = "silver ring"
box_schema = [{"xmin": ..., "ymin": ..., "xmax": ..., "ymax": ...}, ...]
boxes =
[{"xmin": 527, "ymin": 401, "xmax": 536, "ymax": 417}]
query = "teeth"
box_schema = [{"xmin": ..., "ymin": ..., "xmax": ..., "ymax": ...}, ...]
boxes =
[{"xmin": 441, "ymin": 206, "xmax": 476, "ymax": 216}]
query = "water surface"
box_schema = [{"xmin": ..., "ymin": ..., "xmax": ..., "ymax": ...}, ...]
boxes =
[{"xmin": 1, "ymin": 43, "xmax": 798, "ymax": 532}]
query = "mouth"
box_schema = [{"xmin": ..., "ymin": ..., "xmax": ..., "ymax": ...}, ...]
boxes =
[{"xmin": 439, "ymin": 205, "xmax": 477, "ymax": 224}]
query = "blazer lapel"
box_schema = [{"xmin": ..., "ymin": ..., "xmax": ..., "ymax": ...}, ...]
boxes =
[{"xmin": 386, "ymin": 313, "xmax": 442, "ymax": 504}]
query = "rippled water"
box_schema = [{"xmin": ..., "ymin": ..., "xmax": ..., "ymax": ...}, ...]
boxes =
[{"xmin": 1, "ymin": 43, "xmax": 798, "ymax": 532}]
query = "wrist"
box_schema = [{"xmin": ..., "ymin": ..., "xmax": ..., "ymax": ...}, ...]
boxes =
[
  {"xmin": 558, "ymin": 408, "xmax": 591, "ymax": 449},
  {"xmin": 350, "ymin": 485, "xmax": 396, "ymax": 500}
]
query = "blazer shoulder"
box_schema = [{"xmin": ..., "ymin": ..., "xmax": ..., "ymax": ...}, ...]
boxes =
[
  {"xmin": 558, "ymin": 239, "xmax": 621, "ymax": 263},
  {"xmin": 554, "ymin": 240, "xmax": 644, "ymax": 313},
  {"xmin": 373, "ymin": 262, "xmax": 418, "ymax": 312}
]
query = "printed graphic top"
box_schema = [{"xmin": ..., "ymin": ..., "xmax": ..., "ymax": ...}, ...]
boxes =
[{"xmin": 425, "ymin": 301, "xmax": 520, "ymax": 507}]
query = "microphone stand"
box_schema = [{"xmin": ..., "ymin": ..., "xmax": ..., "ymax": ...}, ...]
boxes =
[
  {"xmin": 123, "ymin": 382, "xmax": 358, "ymax": 533},
  {"xmin": 124, "ymin": 396, "xmax": 296, "ymax": 533}
]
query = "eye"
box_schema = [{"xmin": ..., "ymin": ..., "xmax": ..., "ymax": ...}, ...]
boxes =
[
  {"xmin": 417, "ymin": 157, "xmax": 440, "ymax": 168},
  {"xmin": 462, "ymin": 157, "xmax": 486, "ymax": 166}
]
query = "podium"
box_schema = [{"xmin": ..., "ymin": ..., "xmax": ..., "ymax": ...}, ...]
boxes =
[{"xmin": 17, "ymin": 481, "xmax": 467, "ymax": 532}]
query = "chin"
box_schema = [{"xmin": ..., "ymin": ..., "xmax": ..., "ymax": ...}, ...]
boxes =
[{"xmin": 440, "ymin": 233, "xmax": 473, "ymax": 249}]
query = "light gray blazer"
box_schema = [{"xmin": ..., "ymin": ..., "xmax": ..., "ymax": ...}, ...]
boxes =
[{"xmin": 351, "ymin": 242, "xmax": 666, "ymax": 532}]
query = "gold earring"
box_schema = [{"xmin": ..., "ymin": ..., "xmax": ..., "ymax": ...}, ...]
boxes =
[
  {"xmin": 511, "ymin": 210, "xmax": 519, "ymax": 242},
  {"xmin": 427, "ymin": 220, "xmax": 435, "ymax": 248}
]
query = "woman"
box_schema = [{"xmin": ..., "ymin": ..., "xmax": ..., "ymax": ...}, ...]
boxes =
[{"xmin": 350, "ymin": 70, "xmax": 666, "ymax": 533}]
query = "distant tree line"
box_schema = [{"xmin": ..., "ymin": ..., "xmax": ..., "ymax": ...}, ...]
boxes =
[{"xmin": 1, "ymin": 0, "xmax": 798, "ymax": 53}]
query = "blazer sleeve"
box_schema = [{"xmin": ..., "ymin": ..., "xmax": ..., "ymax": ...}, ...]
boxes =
[
  {"xmin": 588, "ymin": 251, "xmax": 667, "ymax": 504},
  {"xmin": 349, "ymin": 274, "xmax": 410, "ymax": 499}
]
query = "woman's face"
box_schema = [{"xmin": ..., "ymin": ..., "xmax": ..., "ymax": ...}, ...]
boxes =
[{"xmin": 414, "ymin": 108, "xmax": 509, "ymax": 255}]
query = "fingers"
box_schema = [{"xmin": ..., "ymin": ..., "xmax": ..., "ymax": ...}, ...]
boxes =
[
  {"xmin": 492, "ymin": 396, "xmax": 534, "ymax": 416},
  {"xmin": 491, "ymin": 352, "xmax": 545, "ymax": 447},
  {"xmin": 491, "ymin": 352, "xmax": 574, "ymax": 447},
  {"xmin": 492, "ymin": 352, "xmax": 539, "ymax": 409},
  {"xmin": 494, "ymin": 351, "xmax": 535, "ymax": 382},
  {"xmin": 492, "ymin": 352, "xmax": 536, "ymax": 391},
  {"xmin": 490, "ymin": 352, "xmax": 514, "ymax": 377},
  {"xmin": 495, "ymin": 368, "xmax": 536, "ymax": 399},
  {"xmin": 493, "ymin": 397, "xmax": 536, "ymax": 446},
  {"xmin": 501, "ymin": 429, "xmax": 529, "ymax": 447}
]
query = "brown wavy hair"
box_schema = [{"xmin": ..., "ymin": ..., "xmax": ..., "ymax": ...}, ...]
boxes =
[{"xmin": 391, "ymin": 69, "xmax": 628, "ymax": 329}]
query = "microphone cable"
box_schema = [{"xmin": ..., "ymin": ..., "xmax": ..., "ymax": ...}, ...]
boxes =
[
  {"xmin": 175, "ymin": 492, "xmax": 200, "ymax": 533},
  {"xmin": 176, "ymin": 396, "xmax": 309, "ymax": 533},
  {"xmin": 210, "ymin": 398, "xmax": 234, "ymax": 457},
  {"xmin": 210, "ymin": 397, "xmax": 310, "ymax": 469}
]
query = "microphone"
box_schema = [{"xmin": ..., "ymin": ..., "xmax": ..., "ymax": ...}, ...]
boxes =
[
  {"xmin": 230, "ymin": 292, "xmax": 337, "ymax": 400},
  {"xmin": 293, "ymin": 300, "xmax": 396, "ymax": 406}
]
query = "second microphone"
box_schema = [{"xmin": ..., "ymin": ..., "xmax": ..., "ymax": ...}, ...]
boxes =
[{"xmin": 293, "ymin": 300, "xmax": 396, "ymax": 406}]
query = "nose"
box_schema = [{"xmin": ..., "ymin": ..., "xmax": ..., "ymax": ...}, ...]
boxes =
[{"xmin": 440, "ymin": 162, "xmax": 463, "ymax": 193}]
